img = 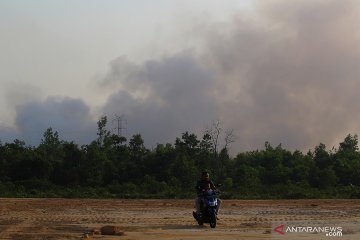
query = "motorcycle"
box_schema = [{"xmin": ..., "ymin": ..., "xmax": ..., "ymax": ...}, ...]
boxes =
[{"xmin": 192, "ymin": 190, "xmax": 219, "ymax": 228}]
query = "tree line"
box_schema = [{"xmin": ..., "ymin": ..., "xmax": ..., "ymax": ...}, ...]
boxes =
[{"xmin": 0, "ymin": 116, "xmax": 359, "ymax": 199}]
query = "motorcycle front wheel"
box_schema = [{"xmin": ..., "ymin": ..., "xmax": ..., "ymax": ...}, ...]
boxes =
[{"xmin": 209, "ymin": 213, "xmax": 216, "ymax": 228}]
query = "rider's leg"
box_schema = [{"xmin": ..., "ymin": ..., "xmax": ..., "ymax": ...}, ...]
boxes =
[
  {"xmin": 195, "ymin": 197, "xmax": 201, "ymax": 214},
  {"xmin": 216, "ymin": 198, "xmax": 222, "ymax": 214}
]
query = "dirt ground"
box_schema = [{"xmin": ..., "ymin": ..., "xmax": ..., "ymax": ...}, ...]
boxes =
[{"xmin": 0, "ymin": 198, "xmax": 359, "ymax": 240}]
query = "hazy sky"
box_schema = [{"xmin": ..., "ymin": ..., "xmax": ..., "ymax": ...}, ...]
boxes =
[{"xmin": 1, "ymin": 0, "xmax": 360, "ymax": 154}]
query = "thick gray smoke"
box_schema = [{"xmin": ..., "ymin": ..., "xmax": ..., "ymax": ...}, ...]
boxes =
[
  {"xmin": 2, "ymin": 0, "xmax": 360, "ymax": 153},
  {"xmin": 14, "ymin": 97, "xmax": 96, "ymax": 145},
  {"xmin": 100, "ymin": 0, "xmax": 360, "ymax": 152},
  {"xmin": 100, "ymin": 52, "xmax": 218, "ymax": 146},
  {"xmin": 207, "ymin": 0, "xmax": 360, "ymax": 151}
]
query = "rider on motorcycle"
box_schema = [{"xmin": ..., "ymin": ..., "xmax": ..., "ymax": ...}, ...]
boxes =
[
  {"xmin": 204, "ymin": 182, "xmax": 216, "ymax": 196},
  {"xmin": 194, "ymin": 171, "xmax": 221, "ymax": 218}
]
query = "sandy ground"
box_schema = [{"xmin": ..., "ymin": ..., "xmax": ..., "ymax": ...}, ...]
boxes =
[{"xmin": 0, "ymin": 198, "xmax": 359, "ymax": 240}]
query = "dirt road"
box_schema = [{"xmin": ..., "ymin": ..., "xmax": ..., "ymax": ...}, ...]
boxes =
[{"xmin": 0, "ymin": 198, "xmax": 359, "ymax": 239}]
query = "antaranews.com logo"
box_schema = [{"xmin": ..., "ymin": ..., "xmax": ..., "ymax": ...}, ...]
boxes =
[{"xmin": 273, "ymin": 224, "xmax": 343, "ymax": 237}]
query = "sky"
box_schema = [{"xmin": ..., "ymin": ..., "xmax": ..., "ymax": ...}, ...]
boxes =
[{"xmin": 1, "ymin": 0, "xmax": 360, "ymax": 154}]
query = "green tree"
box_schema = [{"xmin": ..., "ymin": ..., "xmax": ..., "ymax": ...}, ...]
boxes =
[
  {"xmin": 144, "ymin": 143, "xmax": 174, "ymax": 181},
  {"xmin": 55, "ymin": 141, "xmax": 83, "ymax": 186},
  {"xmin": 313, "ymin": 143, "xmax": 332, "ymax": 169},
  {"xmin": 36, "ymin": 128, "xmax": 64, "ymax": 183},
  {"xmin": 339, "ymin": 134, "xmax": 358, "ymax": 152},
  {"xmin": 334, "ymin": 134, "xmax": 360, "ymax": 186},
  {"xmin": 197, "ymin": 133, "xmax": 215, "ymax": 173},
  {"xmin": 82, "ymin": 142, "xmax": 106, "ymax": 186},
  {"xmin": 127, "ymin": 134, "xmax": 148, "ymax": 181},
  {"xmin": 170, "ymin": 151, "xmax": 197, "ymax": 190},
  {"xmin": 96, "ymin": 116, "xmax": 111, "ymax": 147}
]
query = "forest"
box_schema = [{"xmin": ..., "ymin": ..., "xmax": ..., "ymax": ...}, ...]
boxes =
[{"xmin": 0, "ymin": 116, "xmax": 359, "ymax": 199}]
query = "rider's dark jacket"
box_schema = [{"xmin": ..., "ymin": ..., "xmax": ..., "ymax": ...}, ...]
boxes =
[{"xmin": 195, "ymin": 179, "xmax": 216, "ymax": 195}]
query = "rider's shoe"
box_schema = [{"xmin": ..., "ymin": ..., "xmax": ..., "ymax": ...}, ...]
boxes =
[{"xmin": 192, "ymin": 211, "xmax": 198, "ymax": 220}]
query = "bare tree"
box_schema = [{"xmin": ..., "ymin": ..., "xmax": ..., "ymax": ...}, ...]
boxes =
[
  {"xmin": 204, "ymin": 120, "xmax": 237, "ymax": 181},
  {"xmin": 224, "ymin": 128, "xmax": 237, "ymax": 151},
  {"xmin": 205, "ymin": 120, "xmax": 237, "ymax": 154},
  {"xmin": 204, "ymin": 120, "xmax": 222, "ymax": 155}
]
